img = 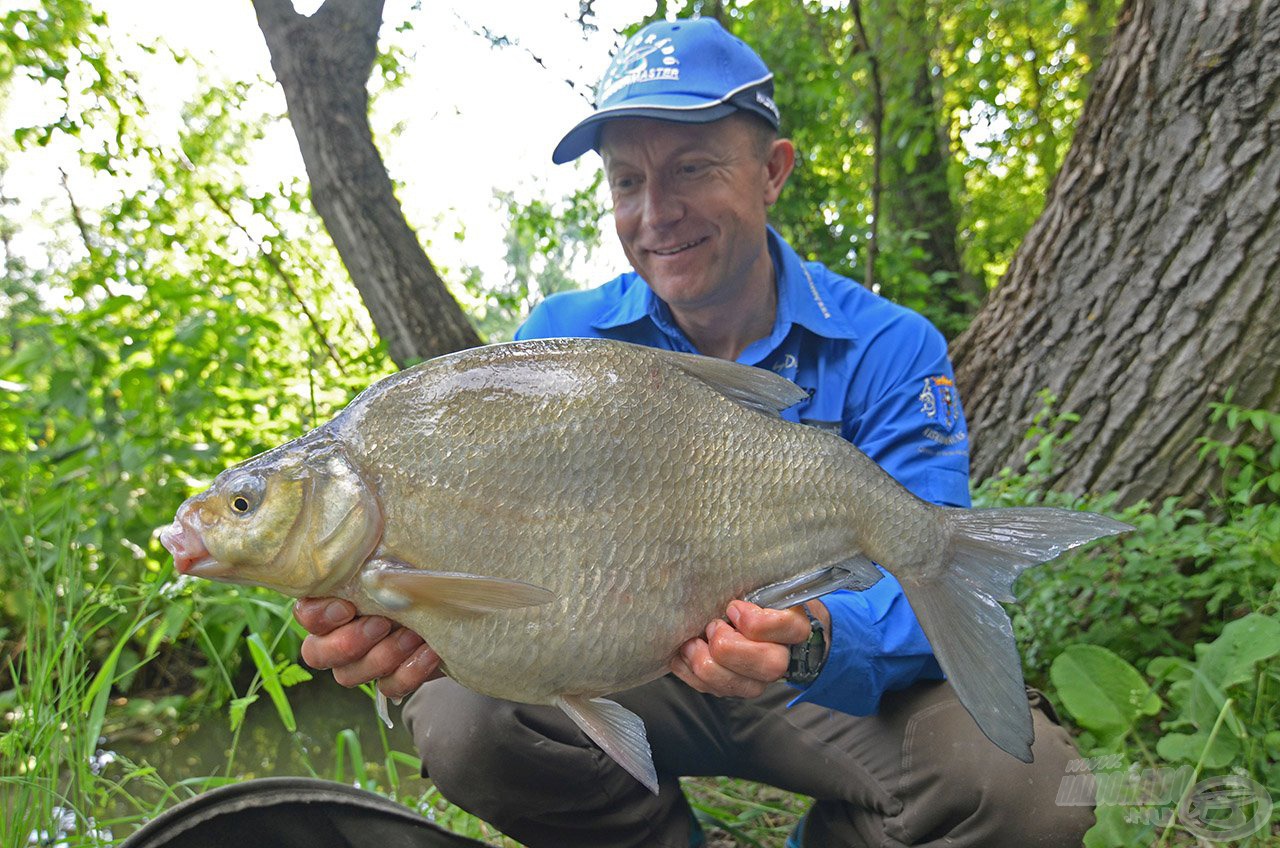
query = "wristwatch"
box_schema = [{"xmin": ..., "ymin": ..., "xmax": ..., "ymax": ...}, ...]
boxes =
[{"xmin": 785, "ymin": 604, "xmax": 827, "ymax": 685}]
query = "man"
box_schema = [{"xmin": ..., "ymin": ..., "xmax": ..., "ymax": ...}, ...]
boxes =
[{"xmin": 295, "ymin": 18, "xmax": 1092, "ymax": 847}]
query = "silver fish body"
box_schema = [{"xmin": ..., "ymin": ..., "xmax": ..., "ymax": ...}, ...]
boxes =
[{"xmin": 161, "ymin": 338, "xmax": 1130, "ymax": 793}]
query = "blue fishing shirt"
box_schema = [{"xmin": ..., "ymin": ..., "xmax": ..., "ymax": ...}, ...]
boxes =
[{"xmin": 514, "ymin": 227, "xmax": 969, "ymax": 716}]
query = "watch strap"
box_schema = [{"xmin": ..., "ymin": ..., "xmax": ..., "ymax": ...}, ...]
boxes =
[{"xmin": 785, "ymin": 603, "xmax": 826, "ymax": 685}]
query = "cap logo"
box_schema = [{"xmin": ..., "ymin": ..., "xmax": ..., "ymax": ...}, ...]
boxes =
[
  {"xmin": 598, "ymin": 33, "xmax": 681, "ymax": 103},
  {"xmin": 755, "ymin": 90, "xmax": 780, "ymax": 122}
]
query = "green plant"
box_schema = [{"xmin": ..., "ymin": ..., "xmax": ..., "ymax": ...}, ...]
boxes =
[
  {"xmin": 977, "ymin": 395, "xmax": 1280, "ymax": 684},
  {"xmin": 1199, "ymin": 390, "xmax": 1280, "ymax": 507},
  {"xmin": 1050, "ymin": 613, "xmax": 1279, "ymax": 846},
  {"xmin": 0, "ymin": 501, "xmax": 185, "ymax": 846}
]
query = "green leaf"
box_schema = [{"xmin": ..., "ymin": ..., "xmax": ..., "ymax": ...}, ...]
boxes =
[
  {"xmin": 1155, "ymin": 728, "xmax": 1239, "ymax": 768},
  {"xmin": 276, "ymin": 662, "xmax": 313, "ymax": 688},
  {"xmin": 247, "ymin": 632, "xmax": 297, "ymax": 732},
  {"xmin": 229, "ymin": 694, "xmax": 258, "ymax": 732},
  {"xmin": 1051, "ymin": 644, "xmax": 1160, "ymax": 744},
  {"xmin": 1084, "ymin": 804, "xmax": 1157, "ymax": 848},
  {"xmin": 334, "ymin": 727, "xmax": 368, "ymax": 788},
  {"xmin": 1195, "ymin": 612, "xmax": 1280, "ymax": 691},
  {"xmin": 81, "ymin": 610, "xmax": 158, "ymax": 759}
]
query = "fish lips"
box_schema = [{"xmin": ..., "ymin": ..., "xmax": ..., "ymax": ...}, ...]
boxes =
[{"xmin": 159, "ymin": 512, "xmax": 231, "ymax": 578}]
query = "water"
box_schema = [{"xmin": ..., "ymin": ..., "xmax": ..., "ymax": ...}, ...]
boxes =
[{"xmin": 105, "ymin": 678, "xmax": 432, "ymax": 820}]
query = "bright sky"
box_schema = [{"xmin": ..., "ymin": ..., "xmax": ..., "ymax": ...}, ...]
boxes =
[{"xmin": 5, "ymin": 0, "xmax": 662, "ymax": 289}]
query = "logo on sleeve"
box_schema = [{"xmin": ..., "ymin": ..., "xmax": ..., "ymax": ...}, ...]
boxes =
[{"xmin": 919, "ymin": 376, "xmax": 960, "ymax": 429}]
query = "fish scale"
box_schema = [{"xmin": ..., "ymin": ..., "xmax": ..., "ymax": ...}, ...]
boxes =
[{"xmin": 160, "ymin": 337, "xmax": 1132, "ymax": 795}]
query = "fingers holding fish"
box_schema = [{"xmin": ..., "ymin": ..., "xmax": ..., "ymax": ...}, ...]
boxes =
[
  {"xmin": 293, "ymin": 597, "xmax": 359, "ymax": 635},
  {"xmin": 672, "ymin": 621, "xmax": 786, "ymax": 698},
  {"xmin": 377, "ymin": 643, "xmax": 443, "ymax": 702},
  {"xmin": 328, "ymin": 624, "xmax": 426, "ymax": 690},
  {"xmin": 725, "ymin": 600, "xmax": 816, "ymax": 646},
  {"xmin": 293, "ymin": 597, "xmax": 442, "ymax": 698},
  {"xmin": 671, "ymin": 602, "xmax": 814, "ymax": 698}
]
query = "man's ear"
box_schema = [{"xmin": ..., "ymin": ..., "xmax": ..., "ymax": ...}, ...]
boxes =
[{"xmin": 763, "ymin": 138, "xmax": 796, "ymax": 206}]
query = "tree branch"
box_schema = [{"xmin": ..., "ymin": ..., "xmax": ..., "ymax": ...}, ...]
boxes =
[{"xmin": 200, "ymin": 185, "xmax": 348, "ymax": 376}]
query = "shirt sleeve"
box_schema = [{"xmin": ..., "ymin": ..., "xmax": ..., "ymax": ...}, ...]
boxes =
[
  {"xmin": 788, "ymin": 315, "xmax": 969, "ymax": 714},
  {"xmin": 513, "ymin": 300, "xmax": 557, "ymax": 341}
]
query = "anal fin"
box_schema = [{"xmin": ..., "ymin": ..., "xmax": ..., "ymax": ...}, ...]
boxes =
[
  {"xmin": 744, "ymin": 555, "xmax": 883, "ymax": 609},
  {"xmin": 556, "ymin": 695, "xmax": 658, "ymax": 795},
  {"xmin": 362, "ymin": 559, "xmax": 555, "ymax": 615}
]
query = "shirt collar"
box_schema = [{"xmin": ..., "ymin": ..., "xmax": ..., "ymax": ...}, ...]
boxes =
[{"xmin": 591, "ymin": 227, "xmax": 859, "ymax": 347}]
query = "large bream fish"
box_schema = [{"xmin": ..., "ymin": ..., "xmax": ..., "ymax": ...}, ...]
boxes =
[{"xmin": 160, "ymin": 338, "xmax": 1129, "ymax": 793}]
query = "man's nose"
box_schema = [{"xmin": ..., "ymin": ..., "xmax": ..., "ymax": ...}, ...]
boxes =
[{"xmin": 641, "ymin": 180, "xmax": 684, "ymax": 228}]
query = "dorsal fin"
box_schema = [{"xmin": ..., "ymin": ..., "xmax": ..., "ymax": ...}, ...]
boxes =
[{"xmin": 653, "ymin": 348, "xmax": 808, "ymax": 416}]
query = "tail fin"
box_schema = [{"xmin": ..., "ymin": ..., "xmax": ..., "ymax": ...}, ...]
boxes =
[{"xmin": 898, "ymin": 507, "xmax": 1132, "ymax": 762}]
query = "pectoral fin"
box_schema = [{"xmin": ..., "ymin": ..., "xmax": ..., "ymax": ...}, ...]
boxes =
[
  {"xmin": 556, "ymin": 695, "xmax": 658, "ymax": 795},
  {"xmin": 744, "ymin": 555, "xmax": 883, "ymax": 609},
  {"xmin": 362, "ymin": 560, "xmax": 555, "ymax": 615}
]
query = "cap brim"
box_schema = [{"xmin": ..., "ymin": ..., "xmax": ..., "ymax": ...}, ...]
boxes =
[{"xmin": 552, "ymin": 100, "xmax": 739, "ymax": 165}]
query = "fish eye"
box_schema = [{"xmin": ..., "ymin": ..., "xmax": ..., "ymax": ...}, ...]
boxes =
[{"xmin": 226, "ymin": 475, "xmax": 264, "ymax": 516}]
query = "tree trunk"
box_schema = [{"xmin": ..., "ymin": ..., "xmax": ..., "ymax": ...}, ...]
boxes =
[
  {"xmin": 252, "ymin": 0, "xmax": 480, "ymax": 368},
  {"xmin": 952, "ymin": 0, "xmax": 1280, "ymax": 506}
]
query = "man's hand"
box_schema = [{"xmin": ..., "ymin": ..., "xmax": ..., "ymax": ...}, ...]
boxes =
[
  {"xmin": 293, "ymin": 598, "xmax": 443, "ymax": 701},
  {"xmin": 671, "ymin": 600, "xmax": 831, "ymax": 699}
]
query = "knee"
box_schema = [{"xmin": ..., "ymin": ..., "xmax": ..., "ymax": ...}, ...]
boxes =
[
  {"xmin": 402, "ymin": 681, "xmax": 604, "ymax": 819},
  {"xmin": 892, "ymin": 686, "xmax": 1094, "ymax": 845},
  {"xmin": 403, "ymin": 682, "xmax": 525, "ymax": 806}
]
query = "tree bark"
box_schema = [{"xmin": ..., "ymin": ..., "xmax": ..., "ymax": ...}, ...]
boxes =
[
  {"xmin": 253, "ymin": 0, "xmax": 480, "ymax": 368},
  {"xmin": 952, "ymin": 0, "xmax": 1280, "ymax": 506}
]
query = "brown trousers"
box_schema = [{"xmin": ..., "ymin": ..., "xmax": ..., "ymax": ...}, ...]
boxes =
[{"xmin": 403, "ymin": 676, "xmax": 1093, "ymax": 848}]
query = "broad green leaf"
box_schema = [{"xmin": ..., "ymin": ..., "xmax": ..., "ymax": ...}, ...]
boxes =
[
  {"xmin": 1051, "ymin": 644, "xmax": 1160, "ymax": 744},
  {"xmin": 1155, "ymin": 728, "xmax": 1240, "ymax": 768},
  {"xmin": 1194, "ymin": 613, "xmax": 1280, "ymax": 691},
  {"xmin": 1084, "ymin": 804, "xmax": 1156, "ymax": 848},
  {"xmin": 1165, "ymin": 614, "xmax": 1280, "ymax": 730},
  {"xmin": 1147, "ymin": 656, "xmax": 1193, "ymax": 685}
]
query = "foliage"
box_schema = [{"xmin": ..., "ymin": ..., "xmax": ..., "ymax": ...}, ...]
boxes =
[
  {"xmin": 6, "ymin": 2, "xmax": 1271, "ymax": 847},
  {"xmin": 975, "ymin": 395, "xmax": 1280, "ymax": 846},
  {"xmin": 977, "ymin": 395, "xmax": 1280, "ymax": 679},
  {"xmin": 1049, "ymin": 615, "xmax": 1279, "ymax": 846},
  {"xmin": 0, "ymin": 1, "xmax": 391, "ymax": 729},
  {"xmin": 452, "ymin": 173, "xmax": 604, "ymax": 342},
  {"xmin": 0, "ymin": 497, "xmax": 426, "ymax": 846},
  {"xmin": 938, "ymin": 0, "xmax": 1123, "ymax": 282}
]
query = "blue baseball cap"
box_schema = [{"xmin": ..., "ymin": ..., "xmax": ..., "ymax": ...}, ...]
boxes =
[{"xmin": 552, "ymin": 18, "xmax": 780, "ymax": 164}]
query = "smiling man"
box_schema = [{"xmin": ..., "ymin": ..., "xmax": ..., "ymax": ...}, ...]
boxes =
[
  {"xmin": 596, "ymin": 114, "xmax": 790, "ymax": 360},
  {"xmin": 294, "ymin": 18, "xmax": 1092, "ymax": 848}
]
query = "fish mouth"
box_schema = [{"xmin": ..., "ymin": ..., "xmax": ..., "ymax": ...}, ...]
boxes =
[{"xmin": 159, "ymin": 510, "xmax": 231, "ymax": 578}]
